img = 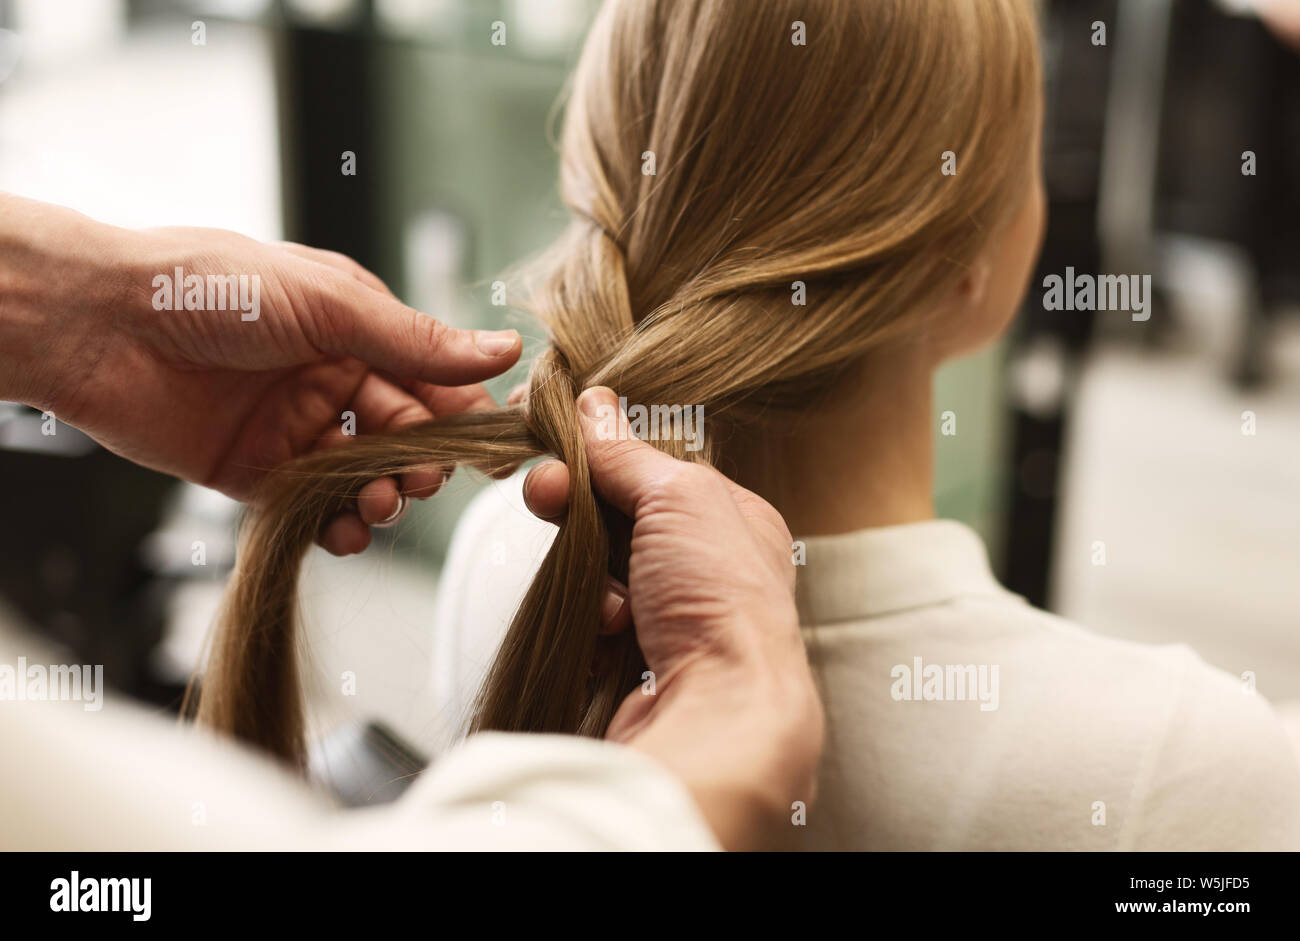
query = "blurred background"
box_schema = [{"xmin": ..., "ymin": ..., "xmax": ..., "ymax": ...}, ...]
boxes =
[{"xmin": 0, "ymin": 0, "xmax": 1297, "ymax": 792}]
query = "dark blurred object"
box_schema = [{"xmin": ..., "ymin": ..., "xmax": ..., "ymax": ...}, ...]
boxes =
[
  {"xmin": 275, "ymin": 2, "xmax": 392, "ymax": 284},
  {"xmin": 1001, "ymin": 0, "xmax": 1116, "ymax": 607},
  {"xmin": 0, "ymin": 406, "xmax": 180, "ymax": 705},
  {"xmin": 310, "ymin": 720, "xmax": 427, "ymax": 807},
  {"xmin": 1001, "ymin": 0, "xmax": 1300, "ymax": 606},
  {"xmin": 1156, "ymin": 0, "xmax": 1300, "ymax": 386}
]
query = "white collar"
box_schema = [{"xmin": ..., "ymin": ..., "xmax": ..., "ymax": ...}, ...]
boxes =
[{"xmin": 794, "ymin": 520, "xmax": 1019, "ymax": 624}]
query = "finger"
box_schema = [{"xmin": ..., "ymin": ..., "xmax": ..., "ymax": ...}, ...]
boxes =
[
  {"xmin": 570, "ymin": 387, "xmax": 786, "ymax": 548},
  {"xmin": 522, "ymin": 458, "xmax": 629, "ymax": 633},
  {"xmin": 522, "ymin": 453, "xmax": 629, "ymax": 633},
  {"xmin": 351, "ymin": 372, "xmax": 435, "ymax": 434},
  {"xmin": 600, "ymin": 578, "xmax": 631, "ymax": 634},
  {"xmin": 274, "ymin": 359, "xmax": 369, "ymax": 459},
  {"xmin": 349, "ymin": 375, "xmax": 453, "ymax": 496},
  {"xmin": 308, "ymin": 377, "xmax": 442, "ymax": 549},
  {"xmin": 522, "ymin": 459, "xmax": 570, "ymax": 522},
  {"xmin": 371, "ymin": 492, "xmax": 409, "ymax": 529},
  {"xmin": 320, "ymin": 514, "xmax": 372, "ymax": 556},
  {"xmin": 605, "ymin": 686, "xmax": 656, "ymax": 744},
  {"xmin": 312, "ymin": 275, "xmax": 522, "ymax": 385},
  {"xmin": 575, "ymin": 387, "xmax": 793, "ymax": 580},
  {"xmin": 399, "ymin": 380, "xmax": 510, "ymax": 478},
  {"xmin": 401, "ymin": 467, "xmax": 447, "ymax": 501},
  {"xmin": 427, "ymin": 382, "xmax": 518, "ymax": 478},
  {"xmin": 502, "ymin": 384, "xmax": 531, "ymax": 478},
  {"xmin": 314, "ymin": 474, "xmax": 430, "ymax": 554},
  {"xmin": 276, "ymin": 242, "xmax": 394, "ymax": 296},
  {"xmin": 575, "ymin": 386, "xmax": 687, "ymax": 518},
  {"xmin": 357, "ymin": 477, "xmax": 404, "ymax": 526},
  {"xmin": 403, "ymin": 380, "xmax": 498, "ymax": 417}
]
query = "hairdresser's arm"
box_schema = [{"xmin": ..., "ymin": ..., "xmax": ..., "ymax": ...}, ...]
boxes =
[
  {"xmin": 0, "ymin": 193, "xmax": 521, "ymax": 554},
  {"xmin": 518, "ymin": 388, "xmax": 825, "ymax": 850},
  {"xmin": 0, "ymin": 681, "xmax": 720, "ymax": 851}
]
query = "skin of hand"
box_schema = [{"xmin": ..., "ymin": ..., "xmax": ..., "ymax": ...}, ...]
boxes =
[
  {"xmin": 1261, "ymin": 0, "xmax": 1300, "ymax": 49},
  {"xmin": 0, "ymin": 193, "xmax": 521, "ymax": 555},
  {"xmin": 521, "ymin": 386, "xmax": 825, "ymax": 851}
]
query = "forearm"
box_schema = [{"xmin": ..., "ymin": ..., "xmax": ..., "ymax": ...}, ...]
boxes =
[
  {"xmin": 382, "ymin": 733, "xmax": 721, "ymax": 851},
  {"xmin": 0, "ymin": 666, "xmax": 719, "ymax": 851}
]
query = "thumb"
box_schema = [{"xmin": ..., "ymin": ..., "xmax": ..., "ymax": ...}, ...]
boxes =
[
  {"xmin": 314, "ymin": 275, "xmax": 522, "ymax": 384},
  {"xmin": 576, "ymin": 386, "xmax": 683, "ymax": 518}
]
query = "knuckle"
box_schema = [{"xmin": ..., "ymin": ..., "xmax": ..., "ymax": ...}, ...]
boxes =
[
  {"xmin": 391, "ymin": 401, "xmax": 429, "ymax": 428},
  {"xmin": 673, "ymin": 461, "xmax": 725, "ymax": 497},
  {"xmin": 305, "ymin": 272, "xmax": 354, "ymax": 347},
  {"xmin": 597, "ymin": 434, "xmax": 647, "ymax": 472},
  {"xmin": 767, "ymin": 509, "xmax": 795, "ymax": 547},
  {"xmin": 411, "ymin": 311, "xmax": 452, "ymax": 356},
  {"xmin": 326, "ymin": 250, "xmax": 381, "ymax": 288},
  {"xmin": 321, "ymin": 248, "xmax": 354, "ymax": 270},
  {"xmin": 642, "ymin": 460, "xmax": 711, "ymax": 507}
]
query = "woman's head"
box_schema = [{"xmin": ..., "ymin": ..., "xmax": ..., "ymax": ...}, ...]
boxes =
[
  {"xmin": 194, "ymin": 0, "xmax": 1044, "ymax": 766},
  {"xmin": 530, "ymin": 0, "xmax": 1044, "ymax": 421}
]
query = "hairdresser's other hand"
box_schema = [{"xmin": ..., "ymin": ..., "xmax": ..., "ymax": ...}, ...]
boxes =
[
  {"xmin": 0, "ymin": 194, "xmax": 521, "ymax": 555},
  {"xmin": 522, "ymin": 387, "xmax": 823, "ymax": 850},
  {"xmin": 1261, "ymin": 0, "xmax": 1300, "ymax": 49}
]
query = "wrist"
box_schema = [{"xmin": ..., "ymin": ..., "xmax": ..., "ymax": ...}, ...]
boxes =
[
  {"xmin": 0, "ymin": 194, "xmax": 134, "ymax": 414},
  {"xmin": 0, "ymin": 197, "xmax": 38, "ymax": 402},
  {"xmin": 630, "ymin": 707, "xmax": 798, "ymax": 850},
  {"xmin": 626, "ymin": 654, "xmax": 823, "ymax": 850}
]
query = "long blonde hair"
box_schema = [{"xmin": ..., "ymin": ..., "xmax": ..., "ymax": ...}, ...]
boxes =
[{"xmin": 195, "ymin": 0, "xmax": 1042, "ymax": 766}]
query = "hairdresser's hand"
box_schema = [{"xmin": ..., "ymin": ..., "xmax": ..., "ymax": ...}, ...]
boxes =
[
  {"xmin": 521, "ymin": 387, "xmax": 824, "ymax": 850},
  {"xmin": 1262, "ymin": 0, "xmax": 1300, "ymax": 50},
  {"xmin": 0, "ymin": 194, "xmax": 521, "ymax": 554}
]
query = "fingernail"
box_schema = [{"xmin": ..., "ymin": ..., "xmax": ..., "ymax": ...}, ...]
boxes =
[
  {"xmin": 522, "ymin": 466, "xmax": 535, "ymax": 506},
  {"xmin": 578, "ymin": 386, "xmax": 613, "ymax": 419},
  {"xmin": 522, "ymin": 462, "xmax": 562, "ymax": 520},
  {"xmin": 372, "ymin": 494, "xmax": 409, "ymax": 528},
  {"xmin": 474, "ymin": 329, "xmax": 519, "ymax": 356},
  {"xmin": 601, "ymin": 581, "xmax": 627, "ymax": 624}
]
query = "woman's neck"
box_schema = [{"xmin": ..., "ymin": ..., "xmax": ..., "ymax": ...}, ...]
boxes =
[{"xmin": 724, "ymin": 345, "xmax": 936, "ymax": 537}]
